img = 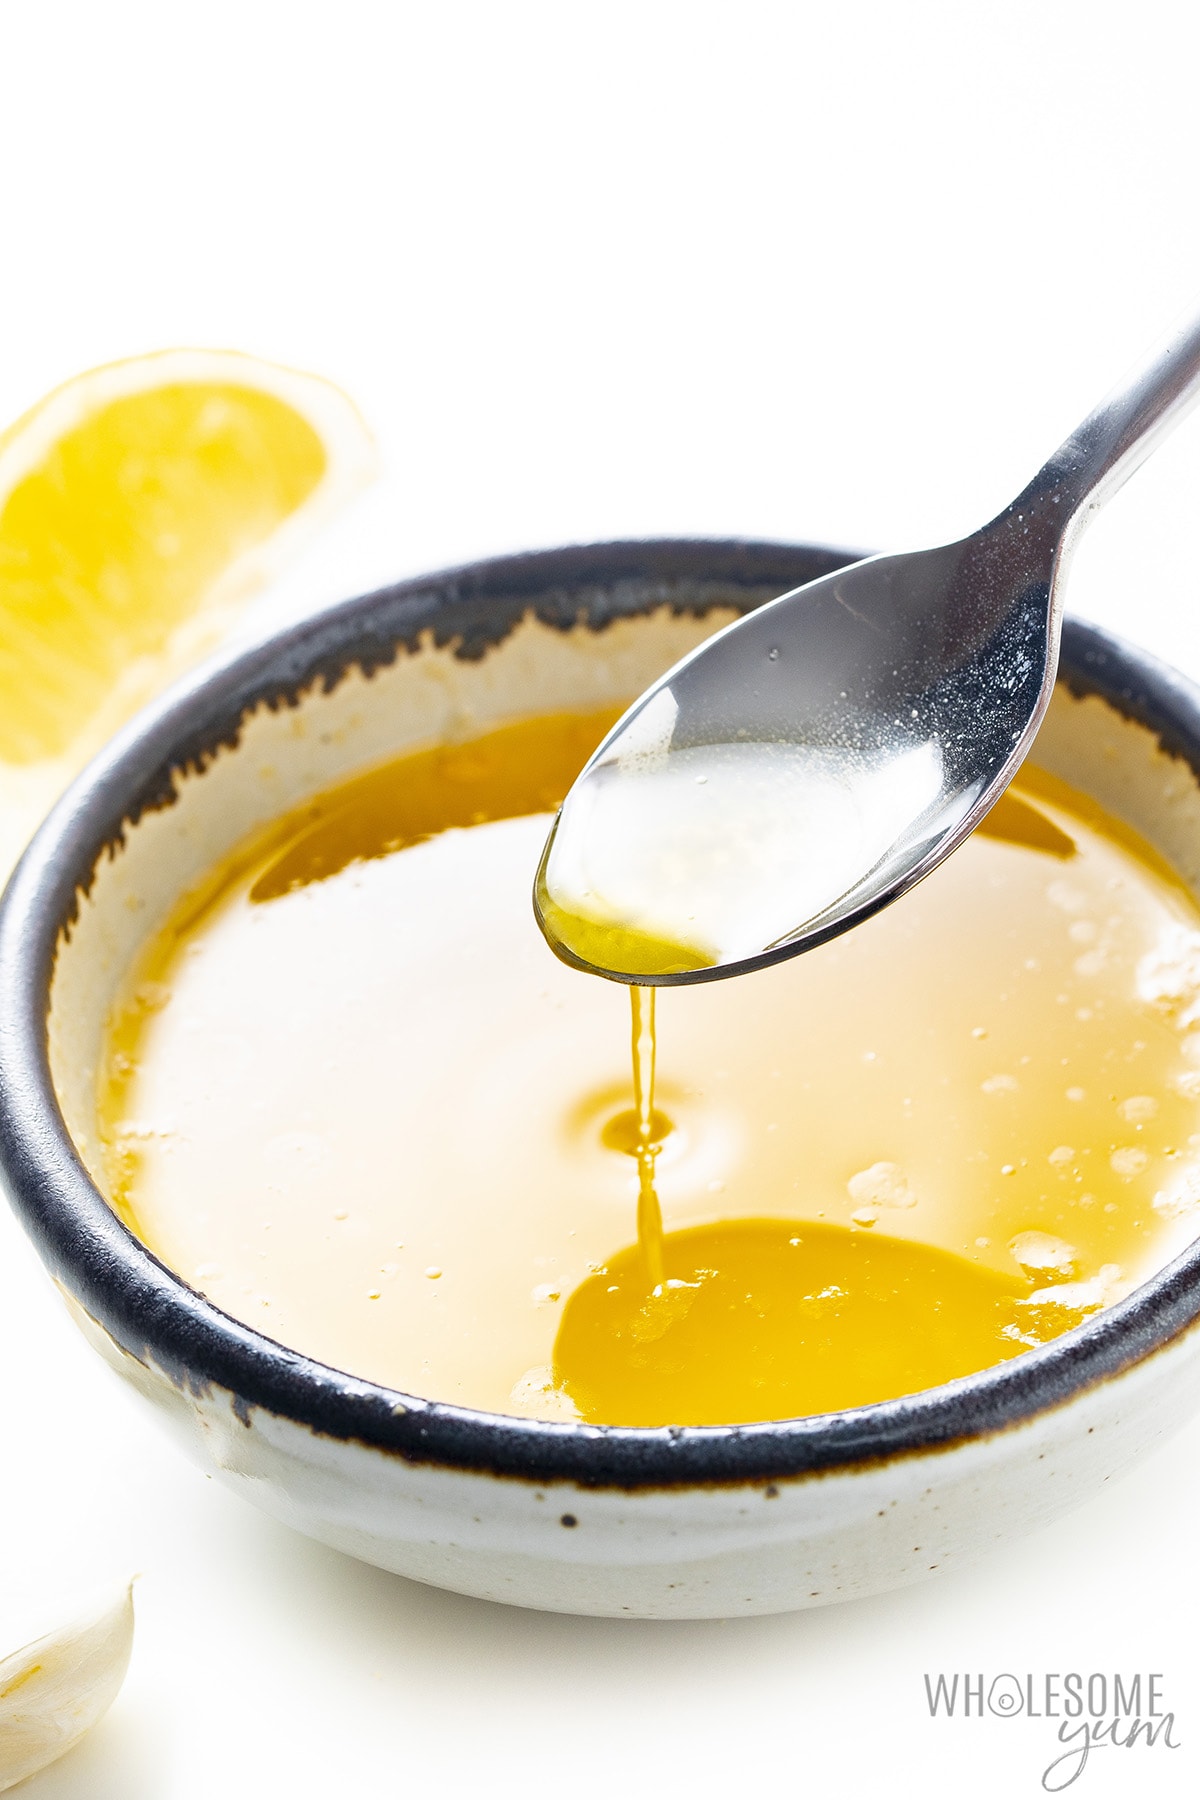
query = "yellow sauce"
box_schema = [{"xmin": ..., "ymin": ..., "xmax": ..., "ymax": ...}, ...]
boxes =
[
  {"xmin": 556, "ymin": 1219, "xmax": 1030, "ymax": 1426},
  {"xmin": 98, "ymin": 710, "xmax": 1200, "ymax": 1425}
]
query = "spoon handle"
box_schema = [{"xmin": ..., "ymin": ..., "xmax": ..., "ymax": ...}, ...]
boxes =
[{"xmin": 1007, "ymin": 311, "xmax": 1200, "ymax": 544}]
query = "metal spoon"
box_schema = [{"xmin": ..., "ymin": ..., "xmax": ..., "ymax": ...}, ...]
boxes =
[{"xmin": 535, "ymin": 312, "xmax": 1200, "ymax": 984}]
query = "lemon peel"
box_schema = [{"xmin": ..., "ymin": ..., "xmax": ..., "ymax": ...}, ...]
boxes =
[{"xmin": 0, "ymin": 1582, "xmax": 134, "ymax": 1791}]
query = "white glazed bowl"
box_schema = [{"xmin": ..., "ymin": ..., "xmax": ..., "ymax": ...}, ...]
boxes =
[{"xmin": 4, "ymin": 537, "xmax": 1200, "ymax": 1620}]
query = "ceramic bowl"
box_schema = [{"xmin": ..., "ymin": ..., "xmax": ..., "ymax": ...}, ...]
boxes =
[{"xmin": 4, "ymin": 537, "xmax": 1200, "ymax": 1621}]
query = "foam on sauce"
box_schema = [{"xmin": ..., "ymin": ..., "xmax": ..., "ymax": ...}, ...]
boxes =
[{"xmin": 97, "ymin": 709, "xmax": 1200, "ymax": 1425}]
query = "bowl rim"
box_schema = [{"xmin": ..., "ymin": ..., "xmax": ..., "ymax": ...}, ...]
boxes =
[{"xmin": 4, "ymin": 535, "xmax": 1200, "ymax": 1492}]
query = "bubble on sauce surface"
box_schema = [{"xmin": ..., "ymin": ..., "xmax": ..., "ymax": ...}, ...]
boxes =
[
  {"xmin": 115, "ymin": 1117, "xmax": 176, "ymax": 1140},
  {"xmin": 1110, "ymin": 1146, "xmax": 1150, "ymax": 1178},
  {"xmin": 1025, "ymin": 1264, "xmax": 1123, "ymax": 1313},
  {"xmin": 1003, "ymin": 1264, "xmax": 1124, "ymax": 1346},
  {"xmin": 628, "ymin": 1277, "xmax": 704, "ymax": 1344},
  {"xmin": 509, "ymin": 1366, "xmax": 581, "ymax": 1421},
  {"xmin": 1047, "ymin": 880, "xmax": 1088, "ymax": 914},
  {"xmin": 846, "ymin": 1161, "xmax": 916, "ymax": 1210},
  {"xmin": 1138, "ymin": 924, "xmax": 1200, "ymax": 1028},
  {"xmin": 981, "ymin": 1073, "xmax": 1019, "ymax": 1096},
  {"xmin": 1009, "ymin": 1231, "xmax": 1077, "ymax": 1278},
  {"xmin": 1153, "ymin": 1169, "xmax": 1200, "ymax": 1219}
]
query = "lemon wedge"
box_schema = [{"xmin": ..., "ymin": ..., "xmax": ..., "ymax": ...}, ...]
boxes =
[
  {"xmin": 0, "ymin": 349, "xmax": 376, "ymax": 871},
  {"xmin": 0, "ymin": 1583, "xmax": 134, "ymax": 1791}
]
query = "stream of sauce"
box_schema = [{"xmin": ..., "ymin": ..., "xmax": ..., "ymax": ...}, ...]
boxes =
[{"xmin": 631, "ymin": 986, "xmax": 665, "ymax": 1288}]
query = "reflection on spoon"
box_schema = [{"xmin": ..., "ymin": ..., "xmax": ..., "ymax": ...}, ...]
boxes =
[{"xmin": 538, "ymin": 709, "xmax": 947, "ymax": 975}]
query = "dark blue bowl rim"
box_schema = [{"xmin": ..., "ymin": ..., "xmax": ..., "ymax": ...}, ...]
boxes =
[{"xmin": 2, "ymin": 535, "xmax": 1200, "ymax": 1492}]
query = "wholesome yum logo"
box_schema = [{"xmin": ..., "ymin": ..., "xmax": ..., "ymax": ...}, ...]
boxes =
[{"xmin": 924, "ymin": 1671, "xmax": 1181, "ymax": 1790}]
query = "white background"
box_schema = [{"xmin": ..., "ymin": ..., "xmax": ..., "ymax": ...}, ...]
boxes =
[{"xmin": 3, "ymin": 3, "xmax": 1200, "ymax": 1794}]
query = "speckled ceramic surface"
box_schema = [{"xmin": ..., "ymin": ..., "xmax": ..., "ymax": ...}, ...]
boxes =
[{"xmin": 3, "ymin": 538, "xmax": 1200, "ymax": 1618}]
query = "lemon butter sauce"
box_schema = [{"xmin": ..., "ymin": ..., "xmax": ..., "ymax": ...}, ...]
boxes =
[{"xmin": 98, "ymin": 711, "xmax": 1200, "ymax": 1425}]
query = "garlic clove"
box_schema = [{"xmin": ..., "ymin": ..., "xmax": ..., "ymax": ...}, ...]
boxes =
[{"xmin": 0, "ymin": 1583, "xmax": 134, "ymax": 1792}]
